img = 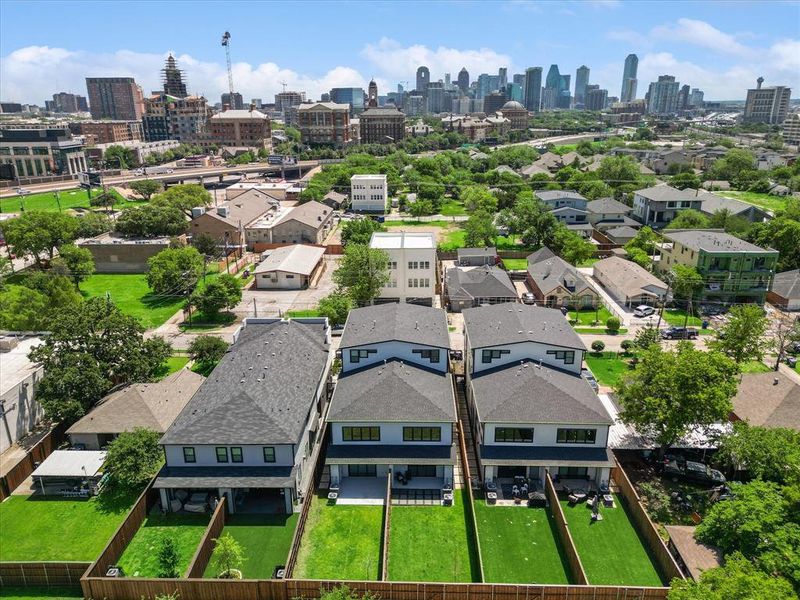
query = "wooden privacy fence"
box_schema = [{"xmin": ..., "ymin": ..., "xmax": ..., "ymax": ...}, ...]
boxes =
[
  {"xmin": 252, "ymin": 242, "xmax": 344, "ymax": 255},
  {"xmin": 0, "ymin": 561, "xmax": 89, "ymax": 587},
  {"xmin": 85, "ymin": 481, "xmax": 158, "ymax": 578},
  {"xmin": 0, "ymin": 423, "xmax": 66, "ymax": 500},
  {"xmin": 544, "ymin": 471, "xmax": 589, "ymax": 585},
  {"xmin": 186, "ymin": 496, "xmax": 228, "ymax": 578},
  {"xmin": 81, "ymin": 576, "xmax": 670, "ymax": 600},
  {"xmin": 610, "ymin": 467, "xmax": 684, "ymax": 584},
  {"xmin": 380, "ymin": 472, "xmax": 392, "ymax": 580}
]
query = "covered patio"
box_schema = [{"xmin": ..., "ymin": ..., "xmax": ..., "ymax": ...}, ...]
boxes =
[{"xmin": 31, "ymin": 450, "xmax": 107, "ymax": 497}]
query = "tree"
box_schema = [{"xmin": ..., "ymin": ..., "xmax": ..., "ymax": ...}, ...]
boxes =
[
  {"xmin": 596, "ymin": 155, "xmax": 644, "ymax": 197},
  {"xmin": 51, "ymin": 244, "xmax": 95, "ymax": 287},
  {"xmin": 591, "ymin": 340, "xmax": 605, "ymax": 354},
  {"xmin": 34, "ymin": 352, "xmax": 110, "ymax": 423},
  {"xmin": 708, "ymin": 208, "xmax": 751, "ymax": 237},
  {"xmin": 461, "ymin": 186, "xmax": 498, "ymax": 213},
  {"xmin": 626, "ymin": 247, "xmax": 652, "ymax": 269},
  {"xmin": 633, "ymin": 325, "xmax": 661, "ymax": 350},
  {"xmin": 617, "ymin": 343, "xmax": 739, "ymax": 456},
  {"xmin": 716, "ymin": 422, "xmax": 800, "ymax": 485},
  {"xmin": 340, "ymin": 218, "xmax": 386, "ymax": 246},
  {"xmin": 188, "ymin": 335, "xmax": 229, "ymax": 371},
  {"xmin": 625, "ymin": 226, "xmax": 659, "ymax": 255},
  {"xmin": 0, "ymin": 211, "xmax": 78, "ymax": 267},
  {"xmin": 21, "ymin": 272, "xmax": 83, "ymax": 319},
  {"xmin": 665, "ymin": 209, "xmax": 710, "ymax": 230},
  {"xmin": 620, "ymin": 339, "xmax": 633, "ymax": 355},
  {"xmin": 0, "ymin": 255, "xmax": 11, "ymax": 288},
  {"xmin": 104, "ymin": 144, "xmax": 137, "ymax": 169},
  {"xmin": 668, "ymin": 552, "xmax": 795, "ymax": 600},
  {"xmin": 0, "ymin": 285, "xmax": 49, "ymax": 331},
  {"xmin": 497, "ymin": 193, "xmax": 559, "ymax": 248},
  {"xmin": 190, "ymin": 274, "xmax": 241, "ymax": 318},
  {"xmin": 606, "ymin": 316, "xmax": 621, "ymax": 333},
  {"xmin": 463, "ymin": 210, "xmax": 496, "ymax": 247},
  {"xmin": 158, "ymin": 537, "xmax": 180, "ymax": 578},
  {"xmin": 191, "ymin": 232, "xmax": 219, "ymax": 261},
  {"xmin": 709, "ymin": 304, "xmax": 769, "ymax": 364},
  {"xmin": 115, "ymin": 203, "xmax": 188, "ymax": 237},
  {"xmin": 155, "ymin": 184, "xmax": 212, "ymax": 217},
  {"xmin": 333, "ymin": 244, "xmax": 390, "ymax": 306},
  {"xmin": 212, "ymin": 533, "xmax": 245, "ymax": 578},
  {"xmin": 317, "ymin": 291, "xmax": 353, "ymax": 326},
  {"xmin": 89, "ymin": 192, "xmax": 117, "ymax": 210},
  {"xmin": 551, "ymin": 226, "xmax": 594, "ymax": 265},
  {"xmin": 75, "ymin": 212, "xmax": 111, "ymax": 238},
  {"xmin": 104, "ymin": 428, "xmax": 163, "ymax": 490},
  {"xmin": 669, "ymin": 172, "xmax": 701, "ymax": 190},
  {"xmin": 407, "ymin": 198, "xmax": 435, "ymax": 218},
  {"xmin": 146, "ymin": 246, "xmax": 204, "ymax": 295},
  {"xmin": 771, "ymin": 312, "xmax": 800, "ymax": 371},
  {"xmin": 748, "ymin": 216, "xmax": 800, "ymax": 271},
  {"xmin": 128, "ymin": 179, "xmax": 162, "ymax": 202},
  {"xmin": 669, "ymin": 265, "xmax": 704, "ymax": 330}
]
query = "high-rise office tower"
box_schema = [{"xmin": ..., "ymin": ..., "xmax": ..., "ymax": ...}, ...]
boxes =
[
  {"xmin": 330, "ymin": 87, "xmax": 366, "ymax": 116},
  {"xmin": 85, "ymin": 77, "xmax": 145, "ymax": 120},
  {"xmin": 620, "ymin": 53, "xmax": 638, "ymax": 102},
  {"xmin": 498, "ymin": 67, "xmax": 507, "ymax": 89},
  {"xmin": 545, "ymin": 65, "xmax": 570, "ymax": 109},
  {"xmin": 646, "ymin": 75, "xmax": 680, "ymax": 115},
  {"xmin": 457, "ymin": 68, "xmax": 470, "ymax": 94},
  {"xmin": 678, "ymin": 84, "xmax": 690, "ymax": 110},
  {"xmin": 574, "ymin": 66, "xmax": 590, "ymax": 108},
  {"xmin": 416, "ymin": 66, "xmax": 430, "ymax": 92},
  {"xmin": 545, "ymin": 64, "xmax": 562, "ymax": 91},
  {"xmin": 690, "ymin": 88, "xmax": 704, "ymax": 108},
  {"xmin": 744, "ymin": 78, "xmax": 790, "ymax": 124},
  {"xmin": 221, "ymin": 92, "xmax": 244, "ymax": 110},
  {"xmin": 161, "ymin": 55, "xmax": 187, "ymax": 98},
  {"xmin": 585, "ymin": 86, "xmax": 608, "ymax": 111},
  {"xmin": 426, "ymin": 81, "xmax": 445, "ymax": 113},
  {"xmin": 523, "ymin": 67, "xmax": 542, "ymax": 112}
]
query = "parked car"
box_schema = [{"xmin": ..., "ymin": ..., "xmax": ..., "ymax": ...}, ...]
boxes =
[
  {"xmin": 521, "ymin": 292, "xmax": 536, "ymax": 305},
  {"xmin": 788, "ymin": 341, "xmax": 800, "ymax": 355},
  {"xmin": 663, "ymin": 460, "xmax": 726, "ymax": 485},
  {"xmin": 661, "ymin": 327, "xmax": 699, "ymax": 340},
  {"xmin": 633, "ymin": 305, "xmax": 655, "ymax": 318},
  {"xmin": 15, "ymin": 187, "xmax": 30, "ymax": 195}
]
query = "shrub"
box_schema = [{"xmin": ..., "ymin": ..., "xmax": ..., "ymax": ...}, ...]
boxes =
[
  {"xmin": 621, "ymin": 340, "xmax": 634, "ymax": 354},
  {"xmin": 606, "ymin": 316, "xmax": 621, "ymax": 333},
  {"xmin": 158, "ymin": 537, "xmax": 180, "ymax": 578},
  {"xmin": 591, "ymin": 340, "xmax": 605, "ymax": 354}
]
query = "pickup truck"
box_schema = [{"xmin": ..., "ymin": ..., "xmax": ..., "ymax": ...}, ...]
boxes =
[
  {"xmin": 663, "ymin": 460, "xmax": 726, "ymax": 485},
  {"xmin": 661, "ymin": 326, "xmax": 699, "ymax": 340}
]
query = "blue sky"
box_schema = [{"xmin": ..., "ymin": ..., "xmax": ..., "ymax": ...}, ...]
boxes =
[{"xmin": 1, "ymin": 0, "xmax": 798, "ymax": 103}]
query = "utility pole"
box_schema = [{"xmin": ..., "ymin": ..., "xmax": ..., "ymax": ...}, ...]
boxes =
[{"xmin": 253, "ymin": 297, "xmax": 258, "ymax": 317}]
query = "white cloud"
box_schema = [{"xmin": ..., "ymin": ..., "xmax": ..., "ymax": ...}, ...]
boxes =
[
  {"xmin": 0, "ymin": 45, "xmax": 374, "ymax": 104},
  {"xmin": 360, "ymin": 38, "xmax": 513, "ymax": 83},
  {"xmin": 606, "ymin": 29, "xmax": 652, "ymax": 48},
  {"xmin": 651, "ymin": 18, "xmax": 754, "ymax": 58}
]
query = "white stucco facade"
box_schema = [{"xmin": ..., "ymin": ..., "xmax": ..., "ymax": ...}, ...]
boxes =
[{"xmin": 370, "ymin": 232, "xmax": 436, "ymax": 305}]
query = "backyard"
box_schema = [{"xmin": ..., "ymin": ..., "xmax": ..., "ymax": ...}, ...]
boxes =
[
  {"xmin": 474, "ymin": 500, "xmax": 570, "ymax": 584},
  {"xmin": 501, "ymin": 257, "xmax": 527, "ymax": 271},
  {"xmin": 204, "ymin": 513, "xmax": 298, "ymax": 579},
  {"xmin": 80, "ymin": 274, "xmax": 185, "ymax": 329},
  {"xmin": 293, "ymin": 494, "xmax": 383, "ymax": 581},
  {"xmin": 560, "ymin": 495, "xmax": 664, "ymax": 587},
  {"xmin": 0, "ymin": 188, "xmax": 133, "ymax": 213},
  {"xmin": 584, "ymin": 351, "xmax": 636, "ymax": 388},
  {"xmin": 660, "ymin": 308, "xmax": 703, "ymax": 327},
  {"xmin": 440, "ymin": 229, "xmax": 522, "ymax": 252},
  {"xmin": 154, "ymin": 355, "xmax": 190, "ymax": 379},
  {"xmin": 388, "ymin": 490, "xmax": 480, "ymax": 582},
  {"xmin": 117, "ymin": 511, "xmax": 210, "ymax": 577},
  {"xmin": 719, "ymin": 190, "xmax": 787, "ymax": 213},
  {"xmin": 0, "ymin": 588, "xmax": 82, "ymax": 599},
  {"xmin": 439, "ymin": 199, "xmax": 467, "ymax": 216},
  {"xmin": 0, "ymin": 492, "xmax": 138, "ymax": 561}
]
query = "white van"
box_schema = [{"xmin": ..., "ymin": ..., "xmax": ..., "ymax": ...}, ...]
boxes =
[{"xmin": 633, "ymin": 305, "xmax": 655, "ymax": 317}]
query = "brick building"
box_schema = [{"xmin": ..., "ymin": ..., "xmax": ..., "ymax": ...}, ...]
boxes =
[
  {"xmin": 71, "ymin": 120, "xmax": 143, "ymax": 144},
  {"xmin": 206, "ymin": 107, "xmax": 272, "ymax": 150},
  {"xmin": 85, "ymin": 77, "xmax": 145, "ymax": 121},
  {"xmin": 359, "ymin": 105, "xmax": 406, "ymax": 144},
  {"xmin": 296, "ymin": 102, "xmax": 351, "ymax": 146}
]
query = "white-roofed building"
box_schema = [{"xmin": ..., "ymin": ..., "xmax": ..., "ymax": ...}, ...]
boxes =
[
  {"xmin": 350, "ymin": 174, "xmax": 387, "ymax": 213},
  {"xmin": 370, "ymin": 232, "xmax": 436, "ymax": 305},
  {"xmin": 254, "ymin": 244, "xmax": 326, "ymax": 289},
  {"xmin": 31, "ymin": 450, "xmax": 107, "ymax": 496},
  {"xmin": 0, "ymin": 336, "xmax": 45, "ymax": 454}
]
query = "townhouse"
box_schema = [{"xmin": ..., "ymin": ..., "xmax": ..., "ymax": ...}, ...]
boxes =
[
  {"xmin": 632, "ymin": 185, "xmax": 703, "ymax": 228},
  {"xmin": 370, "ymin": 231, "xmax": 437, "ymax": 306}
]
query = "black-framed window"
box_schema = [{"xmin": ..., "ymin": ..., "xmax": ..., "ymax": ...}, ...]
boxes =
[
  {"xmin": 494, "ymin": 427, "xmax": 534, "ymax": 443},
  {"xmin": 558, "ymin": 466, "xmax": 589, "ymax": 478},
  {"xmin": 546, "ymin": 350, "xmax": 575, "ymax": 364},
  {"xmin": 215, "ymin": 447, "xmax": 229, "ymax": 462},
  {"xmin": 263, "ymin": 446, "xmax": 276, "ymax": 463},
  {"xmin": 482, "ymin": 349, "xmax": 511, "ymax": 364},
  {"xmin": 408, "ymin": 465, "xmax": 437, "ymax": 477},
  {"xmin": 230, "ymin": 447, "xmax": 243, "ymax": 463},
  {"xmin": 412, "ymin": 349, "xmax": 441, "ymax": 363},
  {"xmin": 342, "ymin": 426, "xmax": 380, "ymax": 441},
  {"xmin": 183, "ymin": 447, "xmax": 196, "ymax": 463},
  {"xmin": 557, "ymin": 428, "xmax": 597, "ymax": 444},
  {"xmin": 349, "ymin": 349, "xmax": 377, "ymax": 363},
  {"xmin": 349, "ymin": 464, "xmax": 377, "ymax": 477},
  {"xmin": 403, "ymin": 427, "xmax": 442, "ymax": 442}
]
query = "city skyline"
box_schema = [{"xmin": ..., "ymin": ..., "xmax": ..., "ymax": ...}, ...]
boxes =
[{"xmin": 0, "ymin": 0, "xmax": 798, "ymax": 105}]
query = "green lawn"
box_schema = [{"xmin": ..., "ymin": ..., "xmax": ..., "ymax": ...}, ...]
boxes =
[
  {"xmin": 0, "ymin": 587, "xmax": 82, "ymax": 599},
  {"xmin": 80, "ymin": 274, "xmax": 185, "ymax": 328},
  {"xmin": 387, "ymin": 219, "xmax": 453, "ymax": 227},
  {"xmin": 388, "ymin": 490, "xmax": 480, "ymax": 582},
  {"xmin": 0, "ymin": 188, "xmax": 137, "ymax": 213},
  {"xmin": 293, "ymin": 494, "xmax": 383, "ymax": 581},
  {"xmin": 577, "ymin": 257, "xmax": 600, "ymax": 267},
  {"xmin": 740, "ymin": 360, "xmax": 771, "ymax": 373},
  {"xmin": 474, "ymin": 500, "xmax": 570, "ymax": 584},
  {"xmin": 501, "ymin": 258, "xmax": 528, "ymax": 271},
  {"xmin": 0, "ymin": 492, "xmax": 138, "ymax": 561},
  {"xmin": 660, "ymin": 308, "xmax": 703, "ymax": 327},
  {"xmin": 154, "ymin": 355, "xmax": 190, "ymax": 379},
  {"xmin": 561, "ymin": 495, "xmax": 664, "ymax": 587},
  {"xmin": 574, "ymin": 327, "xmax": 629, "ymax": 335},
  {"xmin": 439, "ymin": 200, "xmax": 467, "ymax": 216},
  {"xmin": 204, "ymin": 513, "xmax": 298, "ymax": 579},
  {"xmin": 569, "ymin": 306, "xmax": 613, "ymax": 326},
  {"xmin": 584, "ymin": 351, "xmax": 637, "ymax": 388},
  {"xmin": 719, "ymin": 190, "xmax": 787, "ymax": 213},
  {"xmin": 286, "ymin": 309, "xmax": 322, "ymax": 317},
  {"xmin": 440, "ymin": 230, "xmax": 521, "ymax": 252},
  {"xmin": 117, "ymin": 511, "xmax": 210, "ymax": 577}
]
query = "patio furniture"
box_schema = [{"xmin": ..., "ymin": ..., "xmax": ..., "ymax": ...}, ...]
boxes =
[
  {"xmin": 602, "ymin": 494, "xmax": 614, "ymax": 507},
  {"xmin": 485, "ymin": 480, "xmax": 498, "ymax": 492},
  {"xmin": 175, "ymin": 489, "xmax": 189, "ymax": 503},
  {"xmin": 442, "ymin": 492, "xmax": 453, "ymax": 506},
  {"xmin": 170, "ymin": 499, "xmax": 183, "ymax": 512},
  {"xmin": 486, "ymin": 491, "xmax": 497, "ymax": 505},
  {"xmin": 183, "ymin": 492, "xmax": 209, "ymax": 513},
  {"xmin": 327, "ymin": 491, "xmax": 338, "ymax": 504},
  {"xmin": 528, "ymin": 491, "xmax": 547, "ymax": 508}
]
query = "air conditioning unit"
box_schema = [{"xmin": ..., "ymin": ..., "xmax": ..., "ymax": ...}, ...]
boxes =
[{"xmin": 105, "ymin": 566, "xmax": 125, "ymax": 577}]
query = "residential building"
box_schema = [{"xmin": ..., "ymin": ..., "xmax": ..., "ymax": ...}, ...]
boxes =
[
  {"xmin": 463, "ymin": 303, "xmax": 614, "ymax": 485},
  {"xmin": 85, "ymin": 77, "xmax": 145, "ymax": 120},
  {"xmin": 498, "ymin": 101, "xmax": 528, "ymax": 130},
  {"xmin": 535, "ymin": 190, "xmax": 588, "ymax": 211},
  {"xmin": 743, "ymin": 78, "xmax": 791, "ymax": 124},
  {"xmin": 457, "ymin": 247, "xmax": 498, "ymax": 267},
  {"xmin": 606, "ymin": 99, "xmax": 646, "ymax": 125},
  {"xmin": 405, "ymin": 94, "xmax": 425, "ymax": 116},
  {"xmin": 0, "ymin": 126, "xmax": 88, "ymax": 177},
  {"xmin": 678, "ymin": 85, "xmax": 690, "ymax": 111},
  {"xmin": 157, "ymin": 317, "xmax": 332, "ymax": 514},
  {"xmin": 71, "ymin": 120, "xmax": 143, "ymax": 145},
  {"xmin": 698, "ymin": 192, "xmax": 771, "ymax": 223},
  {"xmin": 647, "ymin": 148, "xmax": 690, "ymax": 175},
  {"xmin": 359, "ymin": 105, "xmax": 406, "ymax": 144},
  {"xmin": 550, "ymin": 205, "xmax": 589, "ymax": 227},
  {"xmin": 47, "ymin": 92, "xmax": 88, "ymax": 113},
  {"xmin": 665, "ymin": 526, "xmax": 723, "ymax": 583},
  {"xmin": 782, "ymin": 113, "xmax": 800, "ymax": 145},
  {"xmin": 254, "ymin": 245, "xmax": 326, "ymax": 290},
  {"xmin": 526, "ymin": 247, "xmax": 598, "ymax": 308},
  {"xmin": 275, "ymin": 91, "xmax": 306, "ymax": 115},
  {"xmin": 350, "ymin": 174, "xmax": 387, "ymax": 213},
  {"xmin": 524, "ymin": 67, "xmax": 542, "ymax": 112},
  {"xmin": 632, "ymin": 185, "xmax": 703, "ymax": 228},
  {"xmin": 143, "ymin": 93, "xmax": 211, "ymax": 143},
  {"xmin": 245, "ymin": 200, "xmax": 334, "ymax": 245},
  {"xmin": 446, "ymin": 266, "xmax": 518, "ymax": 312},
  {"xmin": 647, "ymin": 75, "xmax": 680, "ymax": 115},
  {"xmin": 0, "ymin": 336, "xmax": 45, "ymax": 454},
  {"xmin": 89, "ymin": 139, "xmax": 181, "ymax": 166},
  {"xmin": 190, "ymin": 189, "xmax": 279, "ymax": 250},
  {"xmin": 330, "ymin": 87, "xmax": 365, "ymax": 116},
  {"xmin": 731, "ymin": 372, "xmax": 800, "ymax": 432},
  {"xmin": 586, "ymin": 197, "xmax": 634, "ymax": 228},
  {"xmin": 658, "ymin": 229, "xmax": 778, "ymax": 303},
  {"xmin": 416, "ymin": 66, "xmax": 430, "ymax": 92},
  {"xmin": 0, "ymin": 103, "xmax": 23, "ymax": 113},
  {"xmin": 326, "ymin": 304, "xmax": 456, "ymax": 494},
  {"xmin": 767, "ymin": 270, "xmax": 800, "ymax": 311},
  {"xmin": 161, "ymin": 55, "xmax": 187, "ymax": 97},
  {"xmin": 296, "ymin": 102, "xmax": 351, "ymax": 146},
  {"xmin": 207, "ymin": 106, "xmax": 272, "ymax": 150},
  {"xmin": 67, "ymin": 370, "xmax": 204, "ymax": 450},
  {"xmin": 585, "ymin": 87, "xmax": 608, "ymax": 111},
  {"xmin": 457, "ymin": 68, "xmax": 470, "ymax": 93},
  {"xmin": 78, "ymin": 232, "xmax": 177, "ymax": 273},
  {"xmin": 370, "ymin": 231, "xmax": 436, "ymax": 305},
  {"xmin": 592, "ymin": 256, "xmax": 668, "ymax": 307},
  {"xmin": 620, "ymin": 54, "xmax": 638, "ymax": 103},
  {"xmin": 603, "ymin": 226, "xmax": 639, "ymax": 245},
  {"xmin": 221, "ymin": 92, "xmax": 244, "ymax": 110}
]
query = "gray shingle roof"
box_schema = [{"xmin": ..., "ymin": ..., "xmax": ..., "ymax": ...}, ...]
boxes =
[
  {"xmin": 463, "ymin": 303, "xmax": 585, "ymax": 350},
  {"xmin": 526, "ymin": 252, "xmax": 594, "ymax": 297},
  {"xmin": 593, "ymin": 256, "xmax": 668, "ymax": 298},
  {"xmin": 254, "ymin": 245, "xmax": 325, "ymax": 275},
  {"xmin": 698, "ymin": 193, "xmax": 766, "ymax": 217},
  {"xmin": 634, "ymin": 185, "xmax": 699, "ymax": 202},
  {"xmin": 770, "ymin": 270, "xmax": 800, "ymax": 300},
  {"xmin": 480, "ymin": 445, "xmax": 614, "ymax": 465},
  {"xmin": 535, "ymin": 190, "xmax": 587, "ymax": 202},
  {"xmin": 663, "ymin": 229, "xmax": 775, "ymax": 253},
  {"xmin": 586, "ymin": 198, "xmax": 631, "ymax": 214},
  {"xmin": 603, "ymin": 225, "xmax": 639, "ymax": 240},
  {"xmin": 153, "ymin": 466, "xmax": 294, "ymax": 489},
  {"xmin": 160, "ymin": 320, "xmax": 328, "ymax": 445},
  {"xmin": 471, "ymin": 361, "xmax": 612, "ymax": 424},
  {"xmin": 340, "ymin": 304, "xmax": 450, "ymax": 349},
  {"xmin": 446, "ymin": 266, "xmax": 517, "ymax": 302},
  {"xmin": 328, "ymin": 360, "xmax": 455, "ymax": 423},
  {"xmin": 278, "ymin": 201, "xmax": 331, "ymax": 228}
]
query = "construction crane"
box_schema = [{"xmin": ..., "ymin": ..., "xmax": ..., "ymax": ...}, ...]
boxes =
[
  {"xmin": 280, "ymin": 81, "xmax": 288, "ymax": 93},
  {"xmin": 221, "ymin": 31, "xmax": 235, "ymax": 99}
]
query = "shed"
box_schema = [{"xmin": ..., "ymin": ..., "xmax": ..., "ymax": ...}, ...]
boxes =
[{"xmin": 457, "ymin": 247, "xmax": 498, "ymax": 267}]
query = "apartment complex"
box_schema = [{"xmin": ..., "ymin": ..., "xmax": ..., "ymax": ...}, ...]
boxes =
[
  {"xmin": 296, "ymin": 102, "xmax": 351, "ymax": 146},
  {"xmin": 0, "ymin": 126, "xmax": 88, "ymax": 177},
  {"xmin": 85, "ymin": 77, "xmax": 145, "ymax": 120},
  {"xmin": 359, "ymin": 105, "xmax": 406, "ymax": 144},
  {"xmin": 370, "ymin": 231, "xmax": 437, "ymax": 306},
  {"xmin": 46, "ymin": 92, "xmax": 88, "ymax": 113},
  {"xmin": 743, "ymin": 78, "xmax": 791, "ymax": 124},
  {"xmin": 658, "ymin": 229, "xmax": 779, "ymax": 303},
  {"xmin": 143, "ymin": 94, "xmax": 211, "ymax": 143},
  {"xmin": 207, "ymin": 107, "xmax": 272, "ymax": 150},
  {"xmin": 71, "ymin": 120, "xmax": 143, "ymax": 145},
  {"xmin": 350, "ymin": 174, "xmax": 387, "ymax": 213}
]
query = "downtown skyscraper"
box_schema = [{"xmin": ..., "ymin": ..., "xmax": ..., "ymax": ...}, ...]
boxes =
[
  {"xmin": 620, "ymin": 53, "xmax": 638, "ymax": 103},
  {"xmin": 574, "ymin": 65, "xmax": 590, "ymax": 108},
  {"xmin": 523, "ymin": 67, "xmax": 542, "ymax": 112}
]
